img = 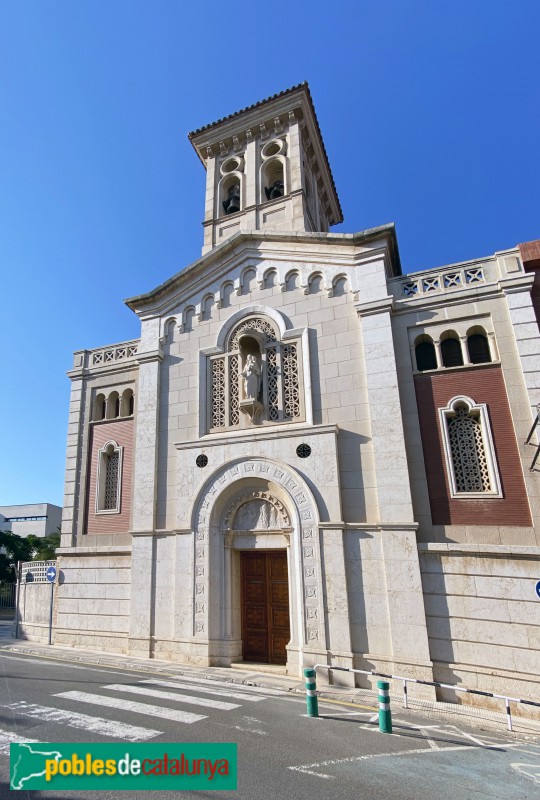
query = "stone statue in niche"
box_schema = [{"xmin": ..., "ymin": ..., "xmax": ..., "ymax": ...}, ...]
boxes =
[
  {"xmin": 241, "ymin": 353, "xmax": 261, "ymax": 400},
  {"xmin": 233, "ymin": 499, "xmax": 280, "ymax": 530},
  {"xmin": 238, "ymin": 332, "xmax": 264, "ymax": 425}
]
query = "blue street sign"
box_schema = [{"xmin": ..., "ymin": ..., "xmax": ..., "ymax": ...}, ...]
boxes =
[
  {"xmin": 46, "ymin": 566, "xmax": 57, "ymax": 584},
  {"xmin": 536, "ymin": 580, "xmax": 540, "ymax": 600}
]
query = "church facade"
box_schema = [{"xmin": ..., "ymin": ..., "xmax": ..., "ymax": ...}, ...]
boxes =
[{"xmin": 43, "ymin": 84, "xmax": 540, "ymax": 704}]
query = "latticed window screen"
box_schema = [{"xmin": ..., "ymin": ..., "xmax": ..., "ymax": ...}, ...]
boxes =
[
  {"xmin": 104, "ymin": 451, "xmax": 120, "ymax": 509},
  {"xmin": 210, "ymin": 317, "xmax": 302, "ymax": 430},
  {"xmin": 447, "ymin": 406, "xmax": 491, "ymax": 492}
]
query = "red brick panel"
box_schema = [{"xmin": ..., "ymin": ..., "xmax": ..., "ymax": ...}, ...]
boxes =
[
  {"xmin": 519, "ymin": 239, "xmax": 540, "ymax": 267},
  {"xmin": 85, "ymin": 419, "xmax": 134, "ymax": 535},
  {"xmin": 414, "ymin": 366, "xmax": 531, "ymax": 526}
]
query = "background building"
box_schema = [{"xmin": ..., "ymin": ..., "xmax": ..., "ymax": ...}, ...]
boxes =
[
  {"xmin": 0, "ymin": 503, "xmax": 62, "ymax": 539},
  {"xmin": 19, "ymin": 84, "xmax": 540, "ymax": 709}
]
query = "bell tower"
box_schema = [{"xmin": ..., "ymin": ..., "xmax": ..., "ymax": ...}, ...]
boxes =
[{"xmin": 188, "ymin": 83, "xmax": 343, "ymax": 254}]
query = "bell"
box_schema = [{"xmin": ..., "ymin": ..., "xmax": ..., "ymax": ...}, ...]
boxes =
[
  {"xmin": 223, "ymin": 185, "xmax": 241, "ymax": 215},
  {"xmin": 225, "ymin": 196, "xmax": 240, "ymax": 214},
  {"xmin": 265, "ymin": 180, "xmax": 284, "ymax": 200}
]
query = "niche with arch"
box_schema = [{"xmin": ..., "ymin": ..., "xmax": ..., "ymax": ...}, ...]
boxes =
[
  {"xmin": 415, "ymin": 336, "xmax": 437, "ymax": 372},
  {"xmin": 440, "ymin": 332, "xmax": 464, "ymax": 368},
  {"xmin": 466, "ymin": 327, "xmax": 491, "ymax": 364},
  {"xmin": 218, "ymin": 155, "xmax": 245, "ymax": 217},
  {"xmin": 260, "ymin": 138, "xmax": 287, "ymax": 204}
]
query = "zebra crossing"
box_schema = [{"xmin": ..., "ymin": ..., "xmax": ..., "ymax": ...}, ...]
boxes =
[{"xmin": 0, "ymin": 673, "xmax": 281, "ymax": 752}]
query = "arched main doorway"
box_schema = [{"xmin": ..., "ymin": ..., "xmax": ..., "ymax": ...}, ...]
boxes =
[
  {"xmin": 228, "ymin": 493, "xmax": 291, "ymax": 665},
  {"xmin": 190, "ymin": 458, "xmax": 326, "ymax": 675}
]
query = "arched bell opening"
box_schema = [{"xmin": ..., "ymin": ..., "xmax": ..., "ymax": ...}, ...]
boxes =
[
  {"xmin": 260, "ymin": 155, "xmax": 287, "ymax": 204},
  {"xmin": 218, "ymin": 173, "xmax": 243, "ymax": 217}
]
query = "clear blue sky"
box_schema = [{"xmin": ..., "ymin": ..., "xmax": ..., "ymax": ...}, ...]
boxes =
[{"xmin": 1, "ymin": 1, "xmax": 539, "ymax": 507}]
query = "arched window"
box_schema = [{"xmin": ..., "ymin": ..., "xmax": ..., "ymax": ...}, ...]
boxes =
[
  {"xmin": 467, "ymin": 333, "xmax": 491, "ymax": 364},
  {"xmin": 96, "ymin": 441, "xmax": 123, "ymax": 513},
  {"xmin": 120, "ymin": 388, "xmax": 134, "ymax": 417},
  {"xmin": 208, "ymin": 316, "xmax": 304, "ymax": 431},
  {"xmin": 439, "ymin": 396, "xmax": 502, "ymax": 497},
  {"xmin": 93, "ymin": 393, "xmax": 106, "ymax": 421},
  {"xmin": 441, "ymin": 337, "xmax": 463, "ymax": 368},
  {"xmin": 415, "ymin": 340, "xmax": 437, "ymax": 371}
]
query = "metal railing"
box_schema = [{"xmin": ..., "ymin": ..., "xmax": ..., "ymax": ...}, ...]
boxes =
[
  {"xmin": 313, "ymin": 664, "xmax": 540, "ymax": 732},
  {"xmin": 0, "ymin": 583, "xmax": 16, "ymax": 608}
]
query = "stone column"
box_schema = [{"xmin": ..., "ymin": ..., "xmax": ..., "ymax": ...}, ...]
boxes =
[{"xmin": 223, "ymin": 532, "xmax": 234, "ymax": 641}]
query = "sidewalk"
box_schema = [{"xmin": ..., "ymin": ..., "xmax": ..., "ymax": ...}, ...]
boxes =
[{"xmin": 1, "ymin": 620, "xmax": 539, "ymax": 739}]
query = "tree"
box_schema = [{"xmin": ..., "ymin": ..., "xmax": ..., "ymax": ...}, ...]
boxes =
[
  {"xmin": 0, "ymin": 531, "xmax": 33, "ymax": 583},
  {"xmin": 0, "ymin": 529, "xmax": 61, "ymax": 582},
  {"xmin": 26, "ymin": 532, "xmax": 61, "ymax": 561}
]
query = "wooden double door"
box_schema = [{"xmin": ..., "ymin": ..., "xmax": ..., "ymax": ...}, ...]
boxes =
[{"xmin": 240, "ymin": 551, "xmax": 290, "ymax": 665}]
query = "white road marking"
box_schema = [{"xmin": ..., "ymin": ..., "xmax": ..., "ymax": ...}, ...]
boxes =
[
  {"xmin": 6, "ymin": 701, "xmax": 161, "ymax": 742},
  {"xmin": 288, "ymin": 744, "xmax": 502, "ymax": 780},
  {"xmin": 54, "ymin": 691, "xmax": 206, "ymax": 724},
  {"xmin": 103, "ymin": 683, "xmax": 239, "ymax": 711},
  {"xmin": 140, "ymin": 678, "xmax": 266, "ymax": 702},
  {"xmin": 155, "ymin": 673, "xmax": 285, "ymax": 696},
  {"xmin": 511, "ymin": 762, "xmax": 540, "ymax": 784},
  {"xmin": 289, "ymin": 739, "xmax": 527, "ymax": 780},
  {"xmin": 234, "ymin": 725, "xmax": 268, "ymax": 735},
  {"xmin": 0, "ymin": 728, "xmax": 39, "ymax": 755}
]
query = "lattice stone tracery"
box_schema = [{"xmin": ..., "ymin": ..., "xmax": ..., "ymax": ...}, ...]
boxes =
[
  {"xmin": 211, "ymin": 358, "xmax": 226, "ymax": 428},
  {"xmin": 230, "ymin": 318, "xmax": 277, "ymax": 349},
  {"xmin": 448, "ymin": 406, "xmax": 490, "ymax": 492},
  {"xmin": 229, "ymin": 354, "xmax": 239, "ymax": 426},
  {"xmin": 104, "ymin": 452, "xmax": 119, "ymax": 509},
  {"xmin": 282, "ymin": 344, "xmax": 301, "ymax": 418},
  {"xmin": 266, "ymin": 347, "xmax": 279, "ymax": 420}
]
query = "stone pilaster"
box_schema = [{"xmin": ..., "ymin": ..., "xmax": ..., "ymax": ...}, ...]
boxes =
[
  {"xmin": 62, "ymin": 352, "xmax": 87, "ymax": 548},
  {"xmin": 357, "ymin": 297, "xmax": 415, "ymax": 525},
  {"xmin": 128, "ymin": 323, "xmax": 162, "ymax": 655}
]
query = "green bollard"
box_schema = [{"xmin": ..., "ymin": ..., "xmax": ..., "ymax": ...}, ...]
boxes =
[
  {"xmin": 377, "ymin": 680, "xmax": 392, "ymax": 733},
  {"xmin": 304, "ymin": 667, "xmax": 319, "ymax": 717}
]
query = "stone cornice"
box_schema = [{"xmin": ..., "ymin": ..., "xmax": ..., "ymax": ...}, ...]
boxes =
[
  {"xmin": 498, "ymin": 273, "xmax": 535, "ymax": 294},
  {"xmin": 355, "ymin": 296, "xmax": 394, "ymax": 317},
  {"xmin": 417, "ymin": 542, "xmax": 538, "ymax": 557},
  {"xmin": 66, "ymin": 361, "xmax": 140, "ymax": 381},
  {"xmin": 124, "ymin": 225, "xmax": 400, "ymax": 317},
  {"xmin": 135, "ymin": 349, "xmax": 164, "ymax": 365},
  {"xmin": 175, "ymin": 423, "xmax": 338, "ymax": 451},
  {"xmin": 56, "ymin": 546, "xmax": 132, "ymax": 556},
  {"xmin": 319, "ymin": 522, "xmax": 419, "ymax": 531}
]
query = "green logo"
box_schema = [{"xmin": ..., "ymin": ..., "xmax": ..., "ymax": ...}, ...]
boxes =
[{"xmin": 10, "ymin": 742, "xmax": 237, "ymax": 790}]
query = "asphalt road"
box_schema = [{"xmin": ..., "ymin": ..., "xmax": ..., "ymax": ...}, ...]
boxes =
[{"xmin": 0, "ymin": 649, "xmax": 538, "ymax": 799}]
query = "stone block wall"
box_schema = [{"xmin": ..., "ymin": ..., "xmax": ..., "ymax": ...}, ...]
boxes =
[
  {"xmin": 53, "ymin": 551, "xmax": 131, "ymax": 652},
  {"xmin": 420, "ymin": 546, "xmax": 540, "ymax": 705}
]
